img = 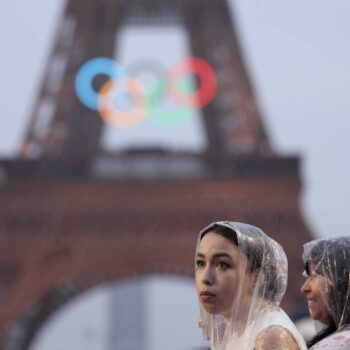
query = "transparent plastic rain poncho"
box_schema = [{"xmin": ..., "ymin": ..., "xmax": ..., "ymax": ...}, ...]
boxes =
[
  {"xmin": 302, "ymin": 237, "xmax": 350, "ymax": 331},
  {"xmin": 195, "ymin": 221, "xmax": 306, "ymax": 350}
]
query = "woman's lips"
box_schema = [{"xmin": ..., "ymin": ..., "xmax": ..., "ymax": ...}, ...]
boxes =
[
  {"xmin": 200, "ymin": 291, "xmax": 216, "ymax": 302},
  {"xmin": 307, "ymin": 299, "xmax": 318, "ymax": 314}
]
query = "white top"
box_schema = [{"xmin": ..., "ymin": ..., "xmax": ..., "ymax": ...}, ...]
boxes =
[
  {"xmin": 310, "ymin": 330, "xmax": 350, "ymax": 350},
  {"xmin": 252, "ymin": 306, "xmax": 307, "ymax": 350},
  {"xmin": 225, "ymin": 306, "xmax": 307, "ymax": 349}
]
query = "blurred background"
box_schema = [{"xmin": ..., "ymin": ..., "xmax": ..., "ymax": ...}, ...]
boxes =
[{"xmin": 0, "ymin": 0, "xmax": 349, "ymax": 349}]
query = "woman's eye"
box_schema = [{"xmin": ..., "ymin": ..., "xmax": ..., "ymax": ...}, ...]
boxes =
[
  {"xmin": 218, "ymin": 262, "xmax": 231, "ymax": 269},
  {"xmin": 195, "ymin": 260, "xmax": 204, "ymax": 268}
]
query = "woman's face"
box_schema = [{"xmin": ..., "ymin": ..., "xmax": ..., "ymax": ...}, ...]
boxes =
[
  {"xmin": 300, "ymin": 270, "xmax": 332, "ymax": 325},
  {"xmin": 195, "ymin": 231, "xmax": 250, "ymax": 316}
]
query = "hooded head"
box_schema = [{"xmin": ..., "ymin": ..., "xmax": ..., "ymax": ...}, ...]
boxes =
[
  {"xmin": 195, "ymin": 221, "xmax": 287, "ymax": 349},
  {"xmin": 302, "ymin": 237, "xmax": 350, "ymax": 330}
]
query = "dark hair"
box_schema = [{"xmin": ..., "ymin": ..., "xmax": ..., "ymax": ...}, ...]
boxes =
[
  {"xmin": 305, "ymin": 239, "xmax": 350, "ymax": 348},
  {"xmin": 203, "ymin": 225, "xmax": 238, "ymax": 246},
  {"xmin": 200, "ymin": 224, "xmax": 278, "ymax": 300}
]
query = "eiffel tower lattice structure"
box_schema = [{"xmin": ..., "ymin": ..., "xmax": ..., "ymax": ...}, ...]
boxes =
[{"xmin": 0, "ymin": 0, "xmax": 312, "ymax": 349}]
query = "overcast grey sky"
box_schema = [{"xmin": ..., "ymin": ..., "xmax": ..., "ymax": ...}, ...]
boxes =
[
  {"xmin": 0, "ymin": 0, "xmax": 350, "ymax": 349},
  {"xmin": 231, "ymin": 0, "xmax": 350, "ymax": 240}
]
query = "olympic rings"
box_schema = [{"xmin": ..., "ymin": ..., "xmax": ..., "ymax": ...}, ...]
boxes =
[{"xmin": 75, "ymin": 56, "xmax": 218, "ymax": 128}]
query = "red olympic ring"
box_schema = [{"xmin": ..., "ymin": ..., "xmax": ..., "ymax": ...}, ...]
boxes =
[{"xmin": 168, "ymin": 56, "xmax": 218, "ymax": 108}]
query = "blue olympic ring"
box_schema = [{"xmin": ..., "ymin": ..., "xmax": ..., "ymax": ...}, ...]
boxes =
[{"xmin": 75, "ymin": 57, "xmax": 126, "ymax": 110}]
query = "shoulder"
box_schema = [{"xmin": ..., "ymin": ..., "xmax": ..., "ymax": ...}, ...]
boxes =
[
  {"xmin": 312, "ymin": 330, "xmax": 350, "ymax": 349},
  {"xmin": 255, "ymin": 325, "xmax": 300, "ymax": 350}
]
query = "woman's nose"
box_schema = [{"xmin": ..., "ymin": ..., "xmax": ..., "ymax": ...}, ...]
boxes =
[
  {"xmin": 300, "ymin": 278, "xmax": 310, "ymax": 294},
  {"xmin": 202, "ymin": 266, "xmax": 214, "ymax": 285}
]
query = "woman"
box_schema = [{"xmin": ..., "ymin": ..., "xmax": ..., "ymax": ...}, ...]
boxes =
[
  {"xmin": 301, "ymin": 236, "xmax": 350, "ymax": 349},
  {"xmin": 195, "ymin": 221, "xmax": 306, "ymax": 350}
]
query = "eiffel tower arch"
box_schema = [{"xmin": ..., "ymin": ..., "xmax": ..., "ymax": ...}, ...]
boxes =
[{"xmin": 0, "ymin": 0, "xmax": 313, "ymax": 349}]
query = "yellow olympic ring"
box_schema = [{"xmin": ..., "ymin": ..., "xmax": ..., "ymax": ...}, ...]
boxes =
[{"xmin": 98, "ymin": 78, "xmax": 148, "ymax": 128}]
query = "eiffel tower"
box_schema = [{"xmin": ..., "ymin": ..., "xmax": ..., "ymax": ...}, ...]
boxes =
[
  {"xmin": 21, "ymin": 0, "xmax": 271, "ymax": 159},
  {"xmin": 0, "ymin": 0, "xmax": 313, "ymax": 349}
]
